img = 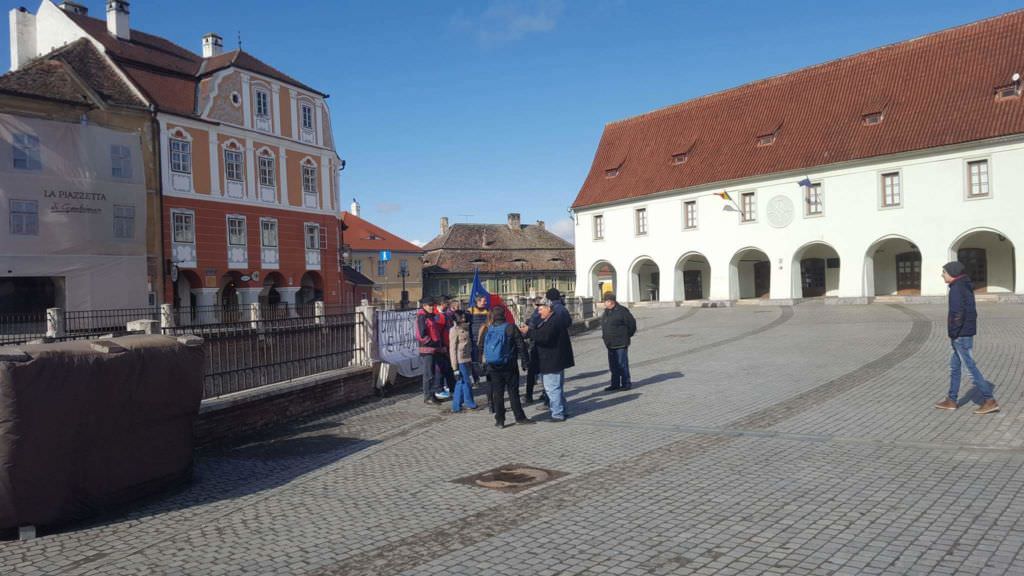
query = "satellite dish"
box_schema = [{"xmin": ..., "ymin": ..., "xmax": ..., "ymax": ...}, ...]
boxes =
[{"xmin": 1014, "ymin": 72, "xmax": 1021, "ymax": 83}]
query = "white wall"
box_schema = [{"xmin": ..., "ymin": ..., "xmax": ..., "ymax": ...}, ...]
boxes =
[{"xmin": 575, "ymin": 137, "xmax": 1024, "ymax": 302}]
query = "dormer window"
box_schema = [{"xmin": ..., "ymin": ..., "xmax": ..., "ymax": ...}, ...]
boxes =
[
  {"xmin": 863, "ymin": 112, "xmax": 884, "ymax": 125},
  {"xmin": 995, "ymin": 83, "xmax": 1021, "ymax": 100},
  {"xmin": 756, "ymin": 133, "xmax": 776, "ymax": 147},
  {"xmin": 671, "ymin": 152, "xmax": 688, "ymax": 165},
  {"xmin": 605, "ymin": 167, "xmax": 620, "ymax": 178}
]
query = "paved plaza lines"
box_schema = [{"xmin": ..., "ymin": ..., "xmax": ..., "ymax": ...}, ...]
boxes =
[{"xmin": 3, "ymin": 303, "xmax": 1024, "ymax": 575}]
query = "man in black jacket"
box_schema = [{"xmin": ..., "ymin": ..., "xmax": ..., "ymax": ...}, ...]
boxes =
[
  {"xmin": 601, "ymin": 293, "xmax": 636, "ymax": 392},
  {"xmin": 521, "ymin": 298, "xmax": 575, "ymax": 421},
  {"xmin": 935, "ymin": 261, "xmax": 999, "ymax": 414},
  {"xmin": 481, "ymin": 306, "xmax": 533, "ymax": 428}
]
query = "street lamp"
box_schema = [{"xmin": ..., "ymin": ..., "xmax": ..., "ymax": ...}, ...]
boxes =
[{"xmin": 398, "ymin": 260, "xmax": 410, "ymax": 309}]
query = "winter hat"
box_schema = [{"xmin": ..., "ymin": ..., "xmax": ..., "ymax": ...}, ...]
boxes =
[
  {"xmin": 603, "ymin": 293, "xmax": 617, "ymax": 302},
  {"xmin": 942, "ymin": 261, "xmax": 966, "ymax": 277},
  {"xmin": 545, "ymin": 288, "xmax": 561, "ymax": 301}
]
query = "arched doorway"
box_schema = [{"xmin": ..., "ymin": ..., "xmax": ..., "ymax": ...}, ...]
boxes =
[
  {"xmin": 864, "ymin": 236, "xmax": 921, "ymax": 297},
  {"xmin": 296, "ymin": 271, "xmax": 324, "ymax": 310},
  {"xmin": 630, "ymin": 257, "xmax": 660, "ymax": 302},
  {"xmin": 260, "ymin": 272, "xmax": 286, "ymax": 318},
  {"xmin": 173, "ymin": 270, "xmax": 201, "ymax": 324},
  {"xmin": 219, "ymin": 272, "xmax": 242, "ymax": 322},
  {"xmin": 674, "ymin": 252, "xmax": 710, "ymax": 302},
  {"xmin": 730, "ymin": 248, "xmax": 771, "ymax": 300},
  {"xmin": 590, "ymin": 261, "xmax": 616, "ymax": 299},
  {"xmin": 951, "ymin": 229, "xmax": 1016, "ymax": 293},
  {"xmin": 792, "ymin": 242, "xmax": 840, "ymax": 298}
]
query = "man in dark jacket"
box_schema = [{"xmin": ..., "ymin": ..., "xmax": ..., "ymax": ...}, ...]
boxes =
[
  {"xmin": 601, "ymin": 293, "xmax": 637, "ymax": 392},
  {"xmin": 935, "ymin": 261, "xmax": 999, "ymax": 414},
  {"xmin": 521, "ymin": 298, "xmax": 576, "ymax": 421},
  {"xmin": 481, "ymin": 306, "xmax": 533, "ymax": 428},
  {"xmin": 415, "ymin": 296, "xmax": 446, "ymax": 404}
]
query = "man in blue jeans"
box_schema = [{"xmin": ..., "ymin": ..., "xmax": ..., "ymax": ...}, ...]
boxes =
[
  {"xmin": 520, "ymin": 298, "xmax": 575, "ymax": 421},
  {"xmin": 601, "ymin": 293, "xmax": 636, "ymax": 392},
  {"xmin": 935, "ymin": 261, "xmax": 999, "ymax": 414}
]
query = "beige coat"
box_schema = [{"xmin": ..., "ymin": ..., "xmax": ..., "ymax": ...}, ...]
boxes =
[{"xmin": 449, "ymin": 324, "xmax": 473, "ymax": 369}]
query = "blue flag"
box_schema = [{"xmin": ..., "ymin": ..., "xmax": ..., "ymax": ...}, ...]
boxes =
[
  {"xmin": 468, "ymin": 268, "xmax": 490, "ymax": 308},
  {"xmin": 797, "ymin": 177, "xmax": 813, "ymax": 188}
]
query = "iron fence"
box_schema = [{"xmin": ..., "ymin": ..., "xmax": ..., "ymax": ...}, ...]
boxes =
[
  {"xmin": 164, "ymin": 312, "xmax": 366, "ymax": 399},
  {"xmin": 65, "ymin": 307, "xmax": 160, "ymax": 335},
  {"xmin": 0, "ymin": 311, "xmax": 47, "ymax": 345}
]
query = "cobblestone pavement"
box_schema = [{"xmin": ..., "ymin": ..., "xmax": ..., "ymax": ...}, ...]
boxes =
[{"xmin": 4, "ymin": 303, "xmax": 1024, "ymax": 575}]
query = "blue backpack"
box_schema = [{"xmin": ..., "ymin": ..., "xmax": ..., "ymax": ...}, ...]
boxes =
[{"xmin": 483, "ymin": 323, "xmax": 513, "ymax": 366}]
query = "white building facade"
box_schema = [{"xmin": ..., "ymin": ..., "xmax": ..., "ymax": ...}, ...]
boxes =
[{"xmin": 572, "ymin": 11, "xmax": 1024, "ymax": 305}]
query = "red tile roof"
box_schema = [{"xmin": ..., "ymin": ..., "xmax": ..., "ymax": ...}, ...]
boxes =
[
  {"xmin": 341, "ymin": 212, "xmax": 424, "ymax": 253},
  {"xmin": 572, "ymin": 9, "xmax": 1024, "ymax": 209},
  {"xmin": 63, "ymin": 12, "xmax": 326, "ymax": 117}
]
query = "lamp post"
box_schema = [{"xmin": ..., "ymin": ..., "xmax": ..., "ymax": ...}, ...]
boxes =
[{"xmin": 398, "ymin": 260, "xmax": 409, "ymax": 309}]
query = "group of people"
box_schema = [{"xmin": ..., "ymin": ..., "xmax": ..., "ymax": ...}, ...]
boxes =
[{"xmin": 414, "ymin": 288, "xmax": 636, "ymax": 428}]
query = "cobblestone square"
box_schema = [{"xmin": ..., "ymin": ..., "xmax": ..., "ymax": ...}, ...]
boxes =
[{"xmin": 3, "ymin": 302, "xmax": 1024, "ymax": 575}]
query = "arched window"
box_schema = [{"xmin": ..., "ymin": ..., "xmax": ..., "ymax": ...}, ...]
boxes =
[{"xmin": 301, "ymin": 157, "xmax": 318, "ymax": 208}]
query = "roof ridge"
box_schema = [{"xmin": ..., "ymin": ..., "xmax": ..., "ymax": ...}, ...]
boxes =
[{"xmin": 607, "ymin": 8, "xmax": 1024, "ymax": 128}]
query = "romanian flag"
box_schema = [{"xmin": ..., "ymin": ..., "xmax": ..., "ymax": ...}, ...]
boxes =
[
  {"xmin": 715, "ymin": 191, "xmax": 732, "ymax": 201},
  {"xmin": 468, "ymin": 268, "xmax": 515, "ymax": 323}
]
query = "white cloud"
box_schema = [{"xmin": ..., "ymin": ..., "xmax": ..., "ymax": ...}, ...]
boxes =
[
  {"xmin": 411, "ymin": 239, "xmax": 425, "ymax": 247},
  {"xmin": 549, "ymin": 218, "xmax": 574, "ymax": 244},
  {"xmin": 452, "ymin": 0, "xmax": 564, "ymax": 46}
]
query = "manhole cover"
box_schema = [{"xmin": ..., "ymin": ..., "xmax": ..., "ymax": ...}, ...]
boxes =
[{"xmin": 453, "ymin": 464, "xmax": 567, "ymax": 493}]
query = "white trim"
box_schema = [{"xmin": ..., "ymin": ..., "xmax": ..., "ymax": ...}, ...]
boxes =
[
  {"xmin": 200, "ymin": 69, "xmax": 233, "ymax": 117},
  {"xmin": 256, "ymin": 147, "xmax": 278, "ymax": 204},
  {"xmin": 244, "ymin": 136, "xmax": 257, "ymax": 200},
  {"xmin": 314, "ymin": 102, "xmax": 324, "ymax": 147},
  {"xmin": 738, "ymin": 190, "xmax": 758, "ymax": 223},
  {"xmin": 279, "ymin": 146, "xmax": 289, "ymax": 205},
  {"xmin": 321, "ymin": 154, "xmax": 332, "ymax": 211},
  {"xmin": 290, "ymin": 91, "xmax": 299, "ymax": 140},
  {"xmin": 241, "ymin": 74, "xmax": 252, "ymax": 130},
  {"xmin": 682, "ymin": 199, "xmax": 698, "ymax": 231},
  {"xmin": 208, "ymin": 132, "xmax": 220, "ymax": 196},
  {"xmin": 271, "ymin": 83, "xmax": 282, "ymax": 136},
  {"xmin": 158, "ymin": 112, "xmax": 337, "ymax": 157},
  {"xmin": 592, "ymin": 213, "xmax": 605, "ymax": 241},
  {"xmin": 634, "ymin": 206, "xmax": 649, "ymax": 236}
]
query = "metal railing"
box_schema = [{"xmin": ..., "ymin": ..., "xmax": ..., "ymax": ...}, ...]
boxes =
[
  {"xmin": 0, "ymin": 311, "xmax": 47, "ymax": 345},
  {"xmin": 163, "ymin": 312, "xmax": 366, "ymax": 399}
]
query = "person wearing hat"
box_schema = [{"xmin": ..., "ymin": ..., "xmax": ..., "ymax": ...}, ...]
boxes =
[
  {"xmin": 601, "ymin": 293, "xmax": 636, "ymax": 392},
  {"xmin": 935, "ymin": 261, "xmax": 999, "ymax": 414},
  {"xmin": 520, "ymin": 297, "xmax": 575, "ymax": 421},
  {"xmin": 415, "ymin": 296, "xmax": 447, "ymax": 404}
]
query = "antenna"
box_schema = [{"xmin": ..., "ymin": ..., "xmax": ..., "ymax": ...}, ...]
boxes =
[{"xmin": 237, "ymin": 31, "xmax": 242, "ymax": 51}]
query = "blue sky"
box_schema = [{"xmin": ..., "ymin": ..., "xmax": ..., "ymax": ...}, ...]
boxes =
[{"xmin": 4, "ymin": 0, "xmax": 1024, "ymax": 245}]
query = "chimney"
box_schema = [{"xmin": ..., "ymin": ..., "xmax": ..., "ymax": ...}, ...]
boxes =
[
  {"xmin": 58, "ymin": 1, "xmax": 88, "ymax": 15},
  {"xmin": 202, "ymin": 32, "xmax": 223, "ymax": 57},
  {"xmin": 349, "ymin": 197, "xmax": 361, "ymax": 217},
  {"xmin": 440, "ymin": 217, "xmax": 449, "ymax": 235},
  {"xmin": 536, "ymin": 220, "xmax": 545, "ymax": 230},
  {"xmin": 8, "ymin": 7, "xmax": 37, "ymax": 72},
  {"xmin": 106, "ymin": 0, "xmax": 130, "ymax": 41},
  {"xmin": 507, "ymin": 213, "xmax": 521, "ymax": 230}
]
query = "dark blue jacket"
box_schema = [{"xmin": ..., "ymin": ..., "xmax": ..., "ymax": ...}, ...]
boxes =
[
  {"xmin": 947, "ymin": 276, "xmax": 978, "ymax": 339},
  {"xmin": 550, "ymin": 299, "xmax": 572, "ymax": 330}
]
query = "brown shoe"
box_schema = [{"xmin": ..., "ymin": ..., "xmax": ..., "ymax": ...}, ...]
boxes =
[
  {"xmin": 934, "ymin": 398, "xmax": 957, "ymax": 410},
  {"xmin": 973, "ymin": 399, "xmax": 1000, "ymax": 415}
]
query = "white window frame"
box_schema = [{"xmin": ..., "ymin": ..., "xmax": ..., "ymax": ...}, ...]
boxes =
[
  {"xmin": 12, "ymin": 134, "xmax": 41, "ymax": 171},
  {"xmin": 301, "ymin": 103, "xmax": 314, "ymax": 130},
  {"xmin": 224, "ymin": 148, "xmax": 244, "ymax": 182},
  {"xmin": 227, "ymin": 215, "xmax": 247, "ymax": 247},
  {"xmin": 593, "ymin": 214, "xmax": 604, "ymax": 240},
  {"xmin": 258, "ymin": 152, "xmax": 276, "ymax": 188},
  {"xmin": 305, "ymin": 223, "xmax": 321, "ymax": 250},
  {"xmin": 170, "ymin": 138, "xmax": 192, "ymax": 174},
  {"xmin": 683, "ymin": 200, "xmax": 698, "ymax": 230},
  {"xmin": 635, "ymin": 207, "xmax": 648, "ymax": 236},
  {"xmin": 740, "ymin": 191, "xmax": 757, "ymax": 223},
  {"xmin": 302, "ymin": 161, "xmax": 319, "ymax": 208},
  {"xmin": 377, "ymin": 259, "xmax": 387, "ymax": 277},
  {"xmin": 804, "ymin": 182, "xmax": 824, "ymax": 217},
  {"xmin": 965, "ymin": 158, "xmax": 992, "ymax": 200},
  {"xmin": 10, "ymin": 199, "xmax": 38, "ymax": 235},
  {"xmin": 172, "ymin": 209, "xmax": 195, "ymax": 244},
  {"xmin": 254, "ymin": 88, "xmax": 270, "ymax": 119},
  {"xmin": 260, "ymin": 217, "xmax": 278, "ymax": 248},
  {"xmin": 879, "ymin": 171, "xmax": 902, "ymax": 209},
  {"xmin": 113, "ymin": 204, "xmax": 135, "ymax": 239},
  {"xmin": 111, "ymin": 144, "xmax": 132, "ymax": 179}
]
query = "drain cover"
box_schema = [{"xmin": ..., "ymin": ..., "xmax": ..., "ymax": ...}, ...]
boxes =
[{"xmin": 453, "ymin": 464, "xmax": 567, "ymax": 493}]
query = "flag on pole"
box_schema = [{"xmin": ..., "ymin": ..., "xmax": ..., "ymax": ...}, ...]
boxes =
[
  {"xmin": 797, "ymin": 177, "xmax": 812, "ymax": 188},
  {"xmin": 468, "ymin": 268, "xmax": 515, "ymax": 324},
  {"xmin": 715, "ymin": 191, "xmax": 732, "ymax": 201}
]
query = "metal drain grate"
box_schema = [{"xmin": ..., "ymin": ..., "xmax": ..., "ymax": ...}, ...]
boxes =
[{"xmin": 453, "ymin": 464, "xmax": 567, "ymax": 493}]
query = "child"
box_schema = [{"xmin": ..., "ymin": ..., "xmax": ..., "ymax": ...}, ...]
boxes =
[{"xmin": 449, "ymin": 310, "xmax": 479, "ymax": 412}]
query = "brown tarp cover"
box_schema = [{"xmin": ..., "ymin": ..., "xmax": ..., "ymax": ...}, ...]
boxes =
[{"xmin": 0, "ymin": 335, "xmax": 203, "ymax": 531}]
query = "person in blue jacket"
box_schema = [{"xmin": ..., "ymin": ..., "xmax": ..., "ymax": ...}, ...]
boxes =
[{"xmin": 934, "ymin": 261, "xmax": 999, "ymax": 414}]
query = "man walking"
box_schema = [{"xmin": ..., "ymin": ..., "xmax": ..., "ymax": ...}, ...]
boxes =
[
  {"xmin": 479, "ymin": 306, "xmax": 532, "ymax": 428},
  {"xmin": 935, "ymin": 262, "xmax": 999, "ymax": 414},
  {"xmin": 601, "ymin": 293, "xmax": 636, "ymax": 392},
  {"xmin": 521, "ymin": 298, "xmax": 575, "ymax": 422}
]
